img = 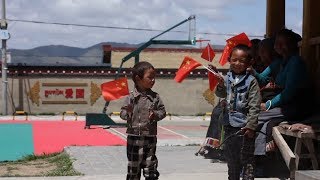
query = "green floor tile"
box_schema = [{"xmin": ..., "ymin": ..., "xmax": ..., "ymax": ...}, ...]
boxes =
[{"xmin": 0, "ymin": 124, "xmax": 34, "ymax": 161}]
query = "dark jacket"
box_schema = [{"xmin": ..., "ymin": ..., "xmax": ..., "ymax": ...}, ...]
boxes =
[
  {"xmin": 120, "ymin": 88, "xmax": 166, "ymax": 136},
  {"xmin": 254, "ymin": 56, "xmax": 313, "ymax": 120}
]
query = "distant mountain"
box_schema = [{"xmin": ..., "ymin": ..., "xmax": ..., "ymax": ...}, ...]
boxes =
[{"xmin": 8, "ymin": 42, "xmax": 224, "ymax": 66}]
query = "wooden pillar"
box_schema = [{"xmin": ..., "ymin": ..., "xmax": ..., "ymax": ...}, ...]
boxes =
[
  {"xmin": 302, "ymin": 0, "xmax": 320, "ymax": 104},
  {"xmin": 301, "ymin": 0, "xmax": 320, "ymax": 67},
  {"xmin": 266, "ymin": 0, "xmax": 285, "ymax": 38}
]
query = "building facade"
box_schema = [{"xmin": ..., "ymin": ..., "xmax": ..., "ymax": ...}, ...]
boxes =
[{"xmin": 0, "ymin": 47, "xmax": 226, "ymax": 115}]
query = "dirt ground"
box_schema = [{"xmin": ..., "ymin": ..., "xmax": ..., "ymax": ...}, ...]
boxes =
[{"xmin": 0, "ymin": 159, "xmax": 57, "ymax": 177}]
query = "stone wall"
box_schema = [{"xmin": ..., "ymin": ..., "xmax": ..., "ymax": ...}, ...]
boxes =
[
  {"xmin": 0, "ymin": 76, "xmax": 216, "ymax": 115},
  {"xmin": 0, "ymin": 48, "xmax": 226, "ymax": 115}
]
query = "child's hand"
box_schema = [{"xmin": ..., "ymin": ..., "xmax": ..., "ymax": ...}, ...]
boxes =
[
  {"xmin": 124, "ymin": 104, "xmax": 133, "ymax": 113},
  {"xmin": 220, "ymin": 99, "xmax": 227, "ymax": 107},
  {"xmin": 208, "ymin": 65, "xmax": 224, "ymax": 85},
  {"xmin": 241, "ymin": 128, "xmax": 255, "ymax": 138},
  {"xmin": 216, "ymin": 74, "xmax": 224, "ymax": 85},
  {"xmin": 208, "ymin": 64, "xmax": 218, "ymax": 72},
  {"xmin": 149, "ymin": 110, "xmax": 155, "ymax": 120},
  {"xmin": 260, "ymin": 103, "xmax": 267, "ymax": 111},
  {"xmin": 246, "ymin": 66, "xmax": 254, "ymax": 74},
  {"xmin": 210, "ymin": 72, "xmax": 224, "ymax": 85}
]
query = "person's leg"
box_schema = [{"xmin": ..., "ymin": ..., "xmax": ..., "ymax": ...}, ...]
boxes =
[
  {"xmin": 198, "ymin": 104, "xmax": 223, "ymax": 156},
  {"xmin": 266, "ymin": 118, "xmax": 284, "ymax": 142},
  {"xmin": 206, "ymin": 103, "xmax": 223, "ymax": 139},
  {"xmin": 127, "ymin": 135, "xmax": 143, "ymax": 180},
  {"xmin": 265, "ymin": 118, "xmax": 285, "ymax": 152},
  {"xmin": 241, "ymin": 135, "xmax": 255, "ymax": 180},
  {"xmin": 142, "ymin": 136, "xmax": 159, "ymax": 180},
  {"xmin": 224, "ymin": 126, "xmax": 242, "ymax": 180}
]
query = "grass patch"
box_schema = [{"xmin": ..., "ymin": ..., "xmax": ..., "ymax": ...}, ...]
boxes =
[
  {"xmin": 186, "ymin": 143, "xmax": 201, "ymax": 146},
  {"xmin": 17, "ymin": 152, "xmax": 60, "ymax": 162},
  {"xmin": 45, "ymin": 153, "xmax": 82, "ymax": 176},
  {"xmin": 0, "ymin": 152, "xmax": 82, "ymax": 177}
]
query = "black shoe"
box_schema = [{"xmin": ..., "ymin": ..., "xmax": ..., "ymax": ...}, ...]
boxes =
[{"xmin": 203, "ymin": 148, "xmax": 224, "ymax": 160}]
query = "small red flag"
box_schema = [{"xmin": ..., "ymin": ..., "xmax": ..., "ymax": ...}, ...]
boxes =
[
  {"xmin": 227, "ymin": 32, "xmax": 251, "ymax": 47},
  {"xmin": 208, "ymin": 71, "xmax": 219, "ymax": 91},
  {"xmin": 218, "ymin": 32, "xmax": 251, "ymax": 66},
  {"xmin": 174, "ymin": 56, "xmax": 202, "ymax": 83},
  {"xmin": 101, "ymin": 77, "xmax": 129, "ymax": 101},
  {"xmin": 219, "ymin": 45, "xmax": 232, "ymax": 66},
  {"xmin": 201, "ymin": 44, "xmax": 215, "ymax": 62}
]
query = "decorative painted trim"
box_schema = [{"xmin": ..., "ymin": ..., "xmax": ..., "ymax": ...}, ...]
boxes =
[
  {"xmin": 42, "ymin": 83, "xmax": 88, "ymax": 87},
  {"xmin": 42, "ymin": 101, "xmax": 87, "ymax": 104},
  {"xmin": 202, "ymin": 88, "xmax": 216, "ymax": 106},
  {"xmin": 27, "ymin": 81, "xmax": 40, "ymax": 106},
  {"xmin": 90, "ymin": 82, "xmax": 102, "ymax": 106}
]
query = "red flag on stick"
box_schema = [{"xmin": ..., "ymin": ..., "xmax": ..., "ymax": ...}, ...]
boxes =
[
  {"xmin": 208, "ymin": 71, "xmax": 219, "ymax": 91},
  {"xmin": 101, "ymin": 77, "xmax": 129, "ymax": 101},
  {"xmin": 219, "ymin": 32, "xmax": 251, "ymax": 66},
  {"xmin": 174, "ymin": 56, "xmax": 202, "ymax": 83},
  {"xmin": 219, "ymin": 45, "xmax": 233, "ymax": 66},
  {"xmin": 227, "ymin": 32, "xmax": 251, "ymax": 47},
  {"xmin": 201, "ymin": 44, "xmax": 215, "ymax": 62}
]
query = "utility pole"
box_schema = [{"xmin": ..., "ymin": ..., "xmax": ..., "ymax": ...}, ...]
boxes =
[{"xmin": 1, "ymin": 0, "xmax": 8, "ymax": 115}]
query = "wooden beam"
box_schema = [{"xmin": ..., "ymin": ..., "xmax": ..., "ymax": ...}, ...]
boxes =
[
  {"xmin": 272, "ymin": 127, "xmax": 296, "ymax": 171},
  {"xmin": 296, "ymin": 171, "xmax": 320, "ymax": 180},
  {"xmin": 266, "ymin": 0, "xmax": 285, "ymax": 38}
]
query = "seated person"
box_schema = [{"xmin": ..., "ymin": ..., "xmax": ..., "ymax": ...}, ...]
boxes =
[{"xmin": 253, "ymin": 29, "xmax": 313, "ymax": 154}]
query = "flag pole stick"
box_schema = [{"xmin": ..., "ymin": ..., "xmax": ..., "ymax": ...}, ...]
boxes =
[{"xmin": 202, "ymin": 65, "xmax": 219, "ymax": 76}]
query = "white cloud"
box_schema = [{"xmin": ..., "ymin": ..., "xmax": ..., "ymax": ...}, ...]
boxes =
[{"xmin": 5, "ymin": 0, "xmax": 296, "ymax": 49}]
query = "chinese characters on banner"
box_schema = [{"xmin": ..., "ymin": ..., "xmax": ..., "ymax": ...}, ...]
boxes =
[
  {"xmin": 44, "ymin": 88, "xmax": 85, "ymax": 99},
  {"xmin": 42, "ymin": 82, "xmax": 89, "ymax": 104}
]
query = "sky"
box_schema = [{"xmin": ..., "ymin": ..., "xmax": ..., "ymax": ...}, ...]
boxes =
[{"xmin": 4, "ymin": 0, "xmax": 303, "ymax": 50}]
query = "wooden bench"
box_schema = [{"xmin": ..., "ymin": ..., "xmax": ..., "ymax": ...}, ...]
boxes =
[
  {"xmin": 109, "ymin": 111, "xmax": 120, "ymax": 116},
  {"xmin": 13, "ymin": 111, "xmax": 28, "ymax": 120},
  {"xmin": 62, "ymin": 111, "xmax": 78, "ymax": 121},
  {"xmin": 273, "ymin": 125, "xmax": 320, "ymax": 179}
]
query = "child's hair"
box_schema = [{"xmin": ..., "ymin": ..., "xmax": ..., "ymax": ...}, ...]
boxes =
[
  {"xmin": 229, "ymin": 44, "xmax": 252, "ymax": 63},
  {"xmin": 132, "ymin": 61, "xmax": 155, "ymax": 83}
]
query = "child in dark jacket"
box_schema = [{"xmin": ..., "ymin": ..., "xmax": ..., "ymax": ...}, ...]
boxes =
[
  {"xmin": 120, "ymin": 61, "xmax": 166, "ymax": 180},
  {"xmin": 213, "ymin": 44, "xmax": 261, "ymax": 180}
]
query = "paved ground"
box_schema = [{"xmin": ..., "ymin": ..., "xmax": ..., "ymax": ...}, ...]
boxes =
[
  {"xmin": 66, "ymin": 146, "xmax": 228, "ymax": 179},
  {"xmin": 0, "ymin": 115, "xmax": 281, "ymax": 179}
]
